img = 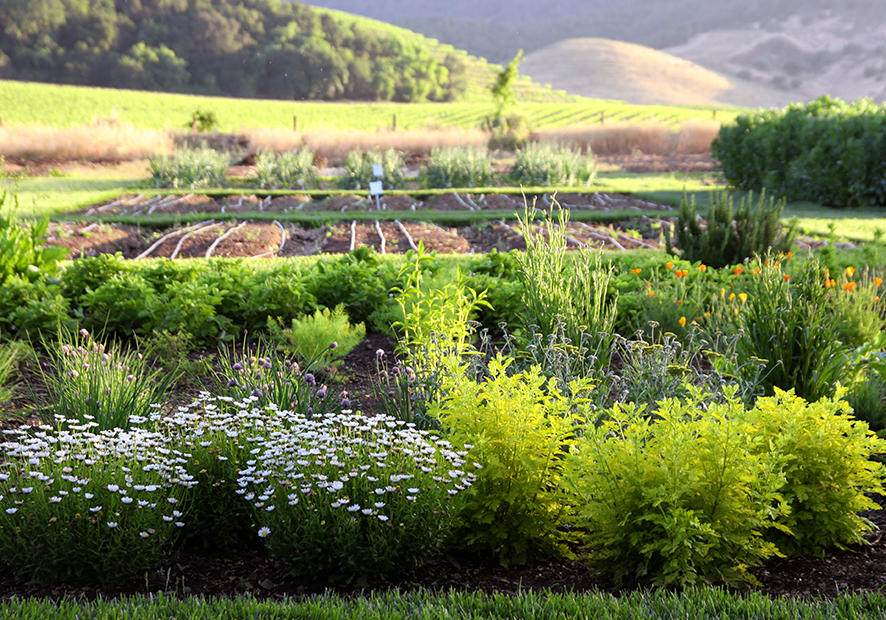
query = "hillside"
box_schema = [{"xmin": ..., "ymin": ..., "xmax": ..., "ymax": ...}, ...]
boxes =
[
  {"xmin": 0, "ymin": 0, "xmax": 562, "ymax": 104},
  {"xmin": 521, "ymin": 39, "xmax": 795, "ymax": 107},
  {"xmin": 303, "ymin": 1, "xmax": 886, "ymax": 103}
]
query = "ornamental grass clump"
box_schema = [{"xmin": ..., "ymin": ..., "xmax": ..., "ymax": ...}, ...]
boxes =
[
  {"xmin": 37, "ymin": 328, "xmax": 176, "ymax": 430},
  {"xmin": 0, "ymin": 418, "xmax": 195, "ymax": 585},
  {"xmin": 254, "ymin": 149, "xmax": 316, "ymax": 189},
  {"xmin": 510, "ymin": 143, "xmax": 596, "ymax": 186},
  {"xmin": 235, "ymin": 409, "xmax": 476, "ymax": 582},
  {"xmin": 149, "ymin": 147, "xmax": 228, "ymax": 189},
  {"xmin": 424, "ymin": 146, "xmax": 493, "ymax": 188}
]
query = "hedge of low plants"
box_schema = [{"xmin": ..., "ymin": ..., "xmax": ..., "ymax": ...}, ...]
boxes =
[{"xmin": 712, "ymin": 96, "xmax": 886, "ymax": 207}]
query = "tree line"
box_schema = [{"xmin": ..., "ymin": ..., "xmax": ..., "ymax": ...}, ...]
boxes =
[{"xmin": 0, "ymin": 0, "xmax": 468, "ymax": 102}]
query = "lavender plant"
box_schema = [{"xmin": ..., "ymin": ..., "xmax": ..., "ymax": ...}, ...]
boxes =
[{"xmin": 0, "ymin": 417, "xmax": 195, "ymax": 585}]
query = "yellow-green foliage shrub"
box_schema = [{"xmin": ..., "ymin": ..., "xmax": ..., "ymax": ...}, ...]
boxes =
[
  {"xmin": 428, "ymin": 355, "xmax": 588, "ymax": 565},
  {"xmin": 566, "ymin": 388, "xmax": 787, "ymax": 587},
  {"xmin": 739, "ymin": 388, "xmax": 886, "ymax": 556}
]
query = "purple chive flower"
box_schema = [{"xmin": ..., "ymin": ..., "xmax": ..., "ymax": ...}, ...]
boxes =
[
  {"xmin": 251, "ymin": 388, "xmax": 263, "ymax": 398},
  {"xmin": 79, "ymin": 329, "xmax": 89, "ymax": 338},
  {"xmin": 329, "ymin": 341, "xmax": 338, "ymax": 350},
  {"xmin": 95, "ymin": 401, "xmax": 101, "ymax": 408},
  {"xmin": 232, "ymin": 362, "xmax": 243, "ymax": 372},
  {"xmin": 68, "ymin": 369, "xmax": 79, "ymax": 378},
  {"xmin": 261, "ymin": 358, "xmax": 272, "ymax": 369},
  {"xmin": 341, "ymin": 398, "xmax": 351, "ymax": 408},
  {"xmin": 376, "ymin": 349, "xmax": 385, "ymax": 358},
  {"xmin": 227, "ymin": 379, "xmax": 238, "ymax": 387},
  {"xmin": 391, "ymin": 367, "xmax": 400, "ymax": 377},
  {"xmin": 305, "ymin": 373, "xmax": 316, "ymax": 387},
  {"xmin": 316, "ymin": 387, "xmax": 328, "ymax": 399},
  {"xmin": 306, "ymin": 407, "xmax": 313, "ymax": 416}
]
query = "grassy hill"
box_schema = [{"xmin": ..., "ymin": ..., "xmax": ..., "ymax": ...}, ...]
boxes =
[
  {"xmin": 0, "ymin": 80, "xmax": 738, "ymax": 132},
  {"xmin": 307, "ymin": 7, "xmax": 575, "ymax": 103},
  {"xmin": 521, "ymin": 38, "xmax": 796, "ymax": 108}
]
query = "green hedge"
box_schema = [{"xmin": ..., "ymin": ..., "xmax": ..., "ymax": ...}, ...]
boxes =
[{"xmin": 712, "ymin": 96, "xmax": 886, "ymax": 207}]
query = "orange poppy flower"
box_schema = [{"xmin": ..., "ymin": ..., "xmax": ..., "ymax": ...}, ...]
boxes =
[
  {"xmin": 647, "ymin": 289, "xmax": 655, "ymax": 298},
  {"xmin": 843, "ymin": 282, "xmax": 857, "ymax": 292},
  {"xmin": 733, "ymin": 266, "xmax": 745, "ymax": 275},
  {"xmin": 678, "ymin": 316, "xmax": 687, "ymax": 326},
  {"xmin": 783, "ymin": 274, "xmax": 790, "ymax": 282},
  {"xmin": 738, "ymin": 293, "xmax": 748, "ymax": 303},
  {"xmin": 632, "ymin": 268, "xmax": 642, "ymax": 274},
  {"xmin": 699, "ymin": 264, "xmax": 707, "ymax": 272},
  {"xmin": 876, "ymin": 277, "xmax": 883, "ymax": 287},
  {"xmin": 846, "ymin": 266, "xmax": 856, "ymax": 278},
  {"xmin": 786, "ymin": 251, "xmax": 793, "ymax": 259},
  {"xmin": 666, "ymin": 262, "xmax": 674, "ymax": 270}
]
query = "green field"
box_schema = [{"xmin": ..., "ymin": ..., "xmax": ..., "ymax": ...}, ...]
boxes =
[{"xmin": 0, "ymin": 80, "xmax": 739, "ymax": 132}]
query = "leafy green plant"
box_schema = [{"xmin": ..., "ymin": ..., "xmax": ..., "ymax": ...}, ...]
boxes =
[
  {"xmin": 428, "ymin": 354, "xmax": 586, "ymax": 565},
  {"xmin": 188, "ymin": 109, "xmax": 217, "ymax": 132},
  {"xmin": 567, "ymin": 387, "xmax": 787, "ymax": 587},
  {"xmin": 740, "ymin": 388, "xmax": 886, "ymax": 556},
  {"xmin": 267, "ymin": 304, "xmax": 364, "ymax": 369},
  {"xmin": 732, "ymin": 256, "xmax": 850, "ymax": 401},
  {"xmin": 424, "ymin": 147, "xmax": 493, "ymax": 188},
  {"xmin": 517, "ymin": 204, "xmax": 617, "ymax": 372},
  {"xmin": 0, "ymin": 187, "xmax": 68, "ymax": 286},
  {"xmin": 307, "ymin": 247, "xmax": 400, "ymax": 324},
  {"xmin": 36, "ymin": 328, "xmax": 176, "ymax": 430},
  {"xmin": 712, "ymin": 96, "xmax": 886, "ymax": 207},
  {"xmin": 254, "ymin": 149, "xmax": 315, "ymax": 189},
  {"xmin": 0, "ymin": 276, "xmax": 73, "ymax": 339},
  {"xmin": 510, "ymin": 144, "xmax": 595, "ymax": 186},
  {"xmin": 0, "ymin": 418, "xmax": 194, "ymax": 585},
  {"xmin": 340, "ymin": 148, "xmax": 405, "ymax": 190},
  {"xmin": 237, "ymin": 408, "xmax": 475, "ymax": 582},
  {"xmin": 149, "ymin": 147, "xmax": 228, "ymax": 189},
  {"xmin": 667, "ymin": 191, "xmax": 797, "ymax": 268}
]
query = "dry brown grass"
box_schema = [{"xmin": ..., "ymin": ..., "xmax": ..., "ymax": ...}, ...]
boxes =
[
  {"xmin": 0, "ymin": 121, "xmax": 171, "ymax": 162},
  {"xmin": 532, "ymin": 120, "xmax": 720, "ymax": 156},
  {"xmin": 245, "ymin": 128, "xmax": 489, "ymax": 162}
]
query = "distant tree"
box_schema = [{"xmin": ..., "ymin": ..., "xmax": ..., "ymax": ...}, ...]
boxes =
[
  {"xmin": 112, "ymin": 42, "xmax": 190, "ymax": 90},
  {"xmin": 491, "ymin": 49, "xmax": 523, "ymax": 117}
]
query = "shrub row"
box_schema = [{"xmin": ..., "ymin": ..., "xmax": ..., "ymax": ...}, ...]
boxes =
[
  {"xmin": 712, "ymin": 96, "xmax": 886, "ymax": 207},
  {"xmin": 150, "ymin": 145, "xmax": 596, "ymax": 190}
]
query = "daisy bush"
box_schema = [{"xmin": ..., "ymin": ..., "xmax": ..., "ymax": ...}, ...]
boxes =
[
  {"xmin": 140, "ymin": 394, "xmax": 273, "ymax": 550},
  {"xmin": 235, "ymin": 409, "xmax": 477, "ymax": 582},
  {"xmin": 0, "ymin": 417, "xmax": 195, "ymax": 585}
]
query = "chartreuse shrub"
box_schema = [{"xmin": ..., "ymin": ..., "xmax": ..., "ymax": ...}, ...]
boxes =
[
  {"xmin": 428, "ymin": 355, "xmax": 590, "ymax": 565},
  {"xmin": 341, "ymin": 148, "xmax": 405, "ymax": 190},
  {"xmin": 510, "ymin": 143, "xmax": 595, "ymax": 186},
  {"xmin": 667, "ymin": 191, "xmax": 797, "ymax": 268},
  {"xmin": 424, "ymin": 147, "xmax": 493, "ymax": 188},
  {"xmin": 739, "ymin": 388, "xmax": 886, "ymax": 556},
  {"xmin": 267, "ymin": 304, "xmax": 365, "ymax": 369},
  {"xmin": 36, "ymin": 328, "xmax": 175, "ymax": 430},
  {"xmin": 0, "ymin": 417, "xmax": 195, "ymax": 586},
  {"xmin": 567, "ymin": 387, "xmax": 787, "ymax": 587},
  {"xmin": 149, "ymin": 147, "xmax": 228, "ymax": 189},
  {"xmin": 254, "ymin": 149, "xmax": 315, "ymax": 189},
  {"xmin": 235, "ymin": 408, "xmax": 476, "ymax": 582}
]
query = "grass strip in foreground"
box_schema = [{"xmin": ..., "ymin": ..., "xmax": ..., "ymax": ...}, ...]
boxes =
[{"xmin": 3, "ymin": 588, "xmax": 886, "ymax": 619}]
